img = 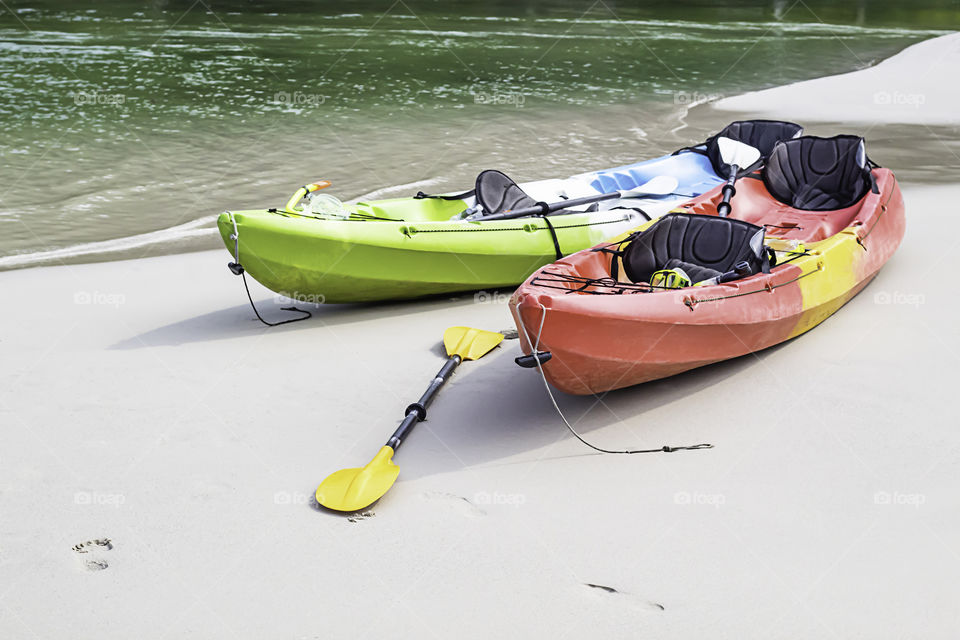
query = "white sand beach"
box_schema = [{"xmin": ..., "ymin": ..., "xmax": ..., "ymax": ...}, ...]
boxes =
[
  {"xmin": 2, "ymin": 34, "xmax": 959, "ymax": 640},
  {"xmin": 713, "ymin": 32, "xmax": 960, "ymax": 125}
]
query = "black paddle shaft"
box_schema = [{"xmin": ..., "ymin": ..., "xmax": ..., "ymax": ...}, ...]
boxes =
[
  {"xmin": 480, "ymin": 191, "xmax": 621, "ymax": 222},
  {"xmin": 385, "ymin": 355, "xmax": 462, "ymax": 451},
  {"xmin": 716, "ymin": 169, "xmax": 740, "ymax": 217}
]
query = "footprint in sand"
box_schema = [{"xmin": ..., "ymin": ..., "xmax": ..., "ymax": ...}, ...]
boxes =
[
  {"xmin": 73, "ymin": 538, "xmax": 113, "ymax": 571},
  {"xmin": 347, "ymin": 511, "xmax": 375, "ymax": 523},
  {"xmin": 583, "ymin": 583, "xmax": 664, "ymax": 612},
  {"xmin": 420, "ymin": 491, "xmax": 486, "ymax": 517}
]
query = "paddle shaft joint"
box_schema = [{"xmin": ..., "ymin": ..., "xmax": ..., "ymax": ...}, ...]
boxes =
[{"xmin": 386, "ymin": 355, "xmax": 462, "ymax": 451}]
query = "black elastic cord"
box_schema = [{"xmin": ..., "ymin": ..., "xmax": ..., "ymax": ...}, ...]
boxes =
[
  {"xmin": 575, "ymin": 439, "xmax": 714, "ymax": 454},
  {"xmin": 516, "ymin": 300, "xmax": 713, "ymax": 456},
  {"xmin": 591, "ymin": 229, "xmax": 642, "ymax": 281},
  {"xmin": 539, "ymin": 215, "xmax": 564, "ymax": 260},
  {"xmin": 240, "ymin": 271, "xmax": 312, "ymax": 327},
  {"xmin": 609, "ymin": 206, "xmax": 651, "ymax": 221}
]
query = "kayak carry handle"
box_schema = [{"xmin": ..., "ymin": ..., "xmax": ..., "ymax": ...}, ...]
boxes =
[{"xmin": 515, "ymin": 352, "xmax": 552, "ymax": 368}]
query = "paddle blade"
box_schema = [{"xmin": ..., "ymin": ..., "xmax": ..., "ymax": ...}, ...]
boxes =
[
  {"xmin": 443, "ymin": 326, "xmax": 504, "ymax": 361},
  {"xmin": 619, "ymin": 175, "xmax": 679, "ymax": 199},
  {"xmin": 717, "ymin": 136, "xmax": 761, "ymax": 170},
  {"xmin": 315, "ymin": 446, "xmax": 400, "ymax": 512},
  {"xmin": 636, "ymin": 174, "xmax": 679, "ymax": 195}
]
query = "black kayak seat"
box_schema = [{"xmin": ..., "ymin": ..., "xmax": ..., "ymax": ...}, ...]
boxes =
[
  {"xmin": 622, "ymin": 213, "xmax": 767, "ymax": 284},
  {"xmin": 763, "ymin": 135, "xmax": 874, "ymax": 211},
  {"xmin": 703, "ymin": 119, "xmax": 804, "ymax": 179},
  {"xmin": 475, "ymin": 169, "xmax": 538, "ymax": 215}
]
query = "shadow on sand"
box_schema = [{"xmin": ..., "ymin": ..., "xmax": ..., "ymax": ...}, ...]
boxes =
[
  {"xmin": 110, "ymin": 291, "xmax": 496, "ymax": 350},
  {"xmin": 376, "ymin": 337, "xmax": 796, "ymax": 482}
]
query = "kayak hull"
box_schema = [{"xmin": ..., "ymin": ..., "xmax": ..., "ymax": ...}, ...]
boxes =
[
  {"xmin": 511, "ymin": 273, "xmax": 876, "ymax": 394},
  {"xmin": 510, "ymin": 169, "xmax": 905, "ymax": 395}
]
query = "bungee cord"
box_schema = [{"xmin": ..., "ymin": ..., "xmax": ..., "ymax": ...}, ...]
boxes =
[
  {"xmin": 227, "ymin": 212, "xmax": 312, "ymax": 327},
  {"xmin": 515, "ymin": 301, "xmax": 712, "ymax": 455}
]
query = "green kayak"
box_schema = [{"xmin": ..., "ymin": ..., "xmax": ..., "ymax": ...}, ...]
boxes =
[
  {"xmin": 219, "ymin": 200, "xmax": 648, "ymax": 304},
  {"xmin": 217, "ymin": 150, "xmax": 728, "ymax": 303}
]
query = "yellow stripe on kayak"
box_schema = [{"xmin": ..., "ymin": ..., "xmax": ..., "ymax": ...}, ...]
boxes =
[{"xmin": 788, "ymin": 226, "xmax": 863, "ymax": 339}]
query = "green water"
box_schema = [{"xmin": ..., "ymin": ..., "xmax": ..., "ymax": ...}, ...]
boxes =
[{"xmin": 0, "ymin": 1, "xmax": 956, "ymax": 265}]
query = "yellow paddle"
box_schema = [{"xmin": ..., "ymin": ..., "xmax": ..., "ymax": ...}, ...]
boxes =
[{"xmin": 316, "ymin": 326, "xmax": 504, "ymax": 512}]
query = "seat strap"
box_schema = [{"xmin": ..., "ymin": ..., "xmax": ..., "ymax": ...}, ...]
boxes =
[
  {"xmin": 591, "ymin": 230, "xmax": 641, "ymax": 281},
  {"xmin": 671, "ymin": 144, "xmax": 708, "ymax": 157},
  {"xmin": 413, "ymin": 188, "xmax": 475, "ymax": 201},
  {"xmin": 591, "ymin": 245, "xmax": 622, "ymax": 280},
  {"xmin": 738, "ymin": 158, "xmax": 765, "ymax": 177}
]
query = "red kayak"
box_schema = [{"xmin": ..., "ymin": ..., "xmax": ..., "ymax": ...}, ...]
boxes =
[{"xmin": 509, "ymin": 135, "xmax": 905, "ymax": 395}]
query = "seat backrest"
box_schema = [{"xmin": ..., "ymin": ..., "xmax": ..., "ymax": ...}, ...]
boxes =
[
  {"xmin": 763, "ymin": 135, "xmax": 873, "ymax": 211},
  {"xmin": 622, "ymin": 213, "xmax": 767, "ymax": 284},
  {"xmin": 475, "ymin": 170, "xmax": 538, "ymax": 215},
  {"xmin": 704, "ymin": 120, "xmax": 804, "ymax": 178}
]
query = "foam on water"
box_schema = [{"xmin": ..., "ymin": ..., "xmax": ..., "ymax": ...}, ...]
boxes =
[{"xmin": 0, "ymin": 216, "xmax": 219, "ymax": 269}]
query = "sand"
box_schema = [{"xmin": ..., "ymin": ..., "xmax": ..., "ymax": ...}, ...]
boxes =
[
  {"xmin": 713, "ymin": 32, "xmax": 960, "ymax": 126},
  {"xmin": 2, "ymin": 35, "xmax": 959, "ymax": 640}
]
